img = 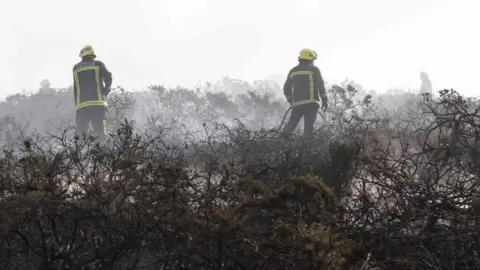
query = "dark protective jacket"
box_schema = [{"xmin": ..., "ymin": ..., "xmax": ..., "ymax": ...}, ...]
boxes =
[
  {"xmin": 73, "ymin": 57, "xmax": 112, "ymax": 110},
  {"xmin": 283, "ymin": 60, "xmax": 327, "ymax": 107}
]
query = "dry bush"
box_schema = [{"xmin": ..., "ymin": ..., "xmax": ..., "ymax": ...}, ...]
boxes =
[
  {"xmin": 0, "ymin": 122, "xmax": 356, "ymax": 269},
  {"xmin": 0, "ymin": 80, "xmax": 479, "ymax": 269}
]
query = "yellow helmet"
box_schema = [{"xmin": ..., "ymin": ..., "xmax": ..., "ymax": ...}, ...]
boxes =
[
  {"xmin": 298, "ymin": 48, "xmax": 318, "ymax": 61},
  {"xmin": 79, "ymin": 45, "xmax": 96, "ymax": 58}
]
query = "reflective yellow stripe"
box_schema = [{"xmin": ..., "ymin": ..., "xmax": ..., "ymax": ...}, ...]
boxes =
[
  {"xmin": 292, "ymin": 100, "xmax": 320, "ymax": 106},
  {"xmin": 74, "ymin": 72, "xmax": 81, "ymax": 105},
  {"xmin": 76, "ymin": 100, "xmax": 108, "ymax": 110},
  {"xmin": 289, "ymin": 70, "xmax": 316, "ymax": 106},
  {"xmin": 95, "ymin": 67, "xmax": 101, "ymax": 101},
  {"xmin": 290, "ymin": 70, "xmax": 314, "ymax": 78},
  {"xmin": 73, "ymin": 65, "xmax": 103, "ymax": 107}
]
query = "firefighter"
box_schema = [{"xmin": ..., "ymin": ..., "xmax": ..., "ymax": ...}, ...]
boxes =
[
  {"xmin": 282, "ymin": 48, "xmax": 328, "ymax": 138},
  {"xmin": 73, "ymin": 45, "xmax": 112, "ymax": 141},
  {"xmin": 38, "ymin": 79, "xmax": 55, "ymax": 95},
  {"xmin": 420, "ymin": 72, "xmax": 432, "ymax": 95},
  {"xmin": 419, "ymin": 72, "xmax": 433, "ymax": 103}
]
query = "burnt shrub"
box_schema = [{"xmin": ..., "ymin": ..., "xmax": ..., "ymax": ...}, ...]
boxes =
[{"xmin": 0, "ymin": 80, "xmax": 479, "ymax": 269}]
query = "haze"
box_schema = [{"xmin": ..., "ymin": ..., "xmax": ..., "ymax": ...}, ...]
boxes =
[{"xmin": 1, "ymin": 0, "xmax": 478, "ymax": 97}]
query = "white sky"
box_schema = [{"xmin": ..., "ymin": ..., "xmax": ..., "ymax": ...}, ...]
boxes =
[{"xmin": 1, "ymin": 0, "xmax": 479, "ymax": 97}]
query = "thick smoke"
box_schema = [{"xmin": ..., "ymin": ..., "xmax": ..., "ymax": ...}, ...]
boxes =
[
  {"xmin": 0, "ymin": 76, "xmax": 434, "ymax": 148},
  {"xmin": 0, "ymin": 77, "xmax": 289, "ymax": 146}
]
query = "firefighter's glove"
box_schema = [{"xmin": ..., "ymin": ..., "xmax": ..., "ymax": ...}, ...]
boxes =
[{"xmin": 321, "ymin": 97, "xmax": 328, "ymax": 111}]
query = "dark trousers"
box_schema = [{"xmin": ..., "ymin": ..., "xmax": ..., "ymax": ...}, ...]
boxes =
[
  {"xmin": 282, "ymin": 103, "xmax": 319, "ymax": 137},
  {"xmin": 75, "ymin": 106, "xmax": 107, "ymax": 141}
]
